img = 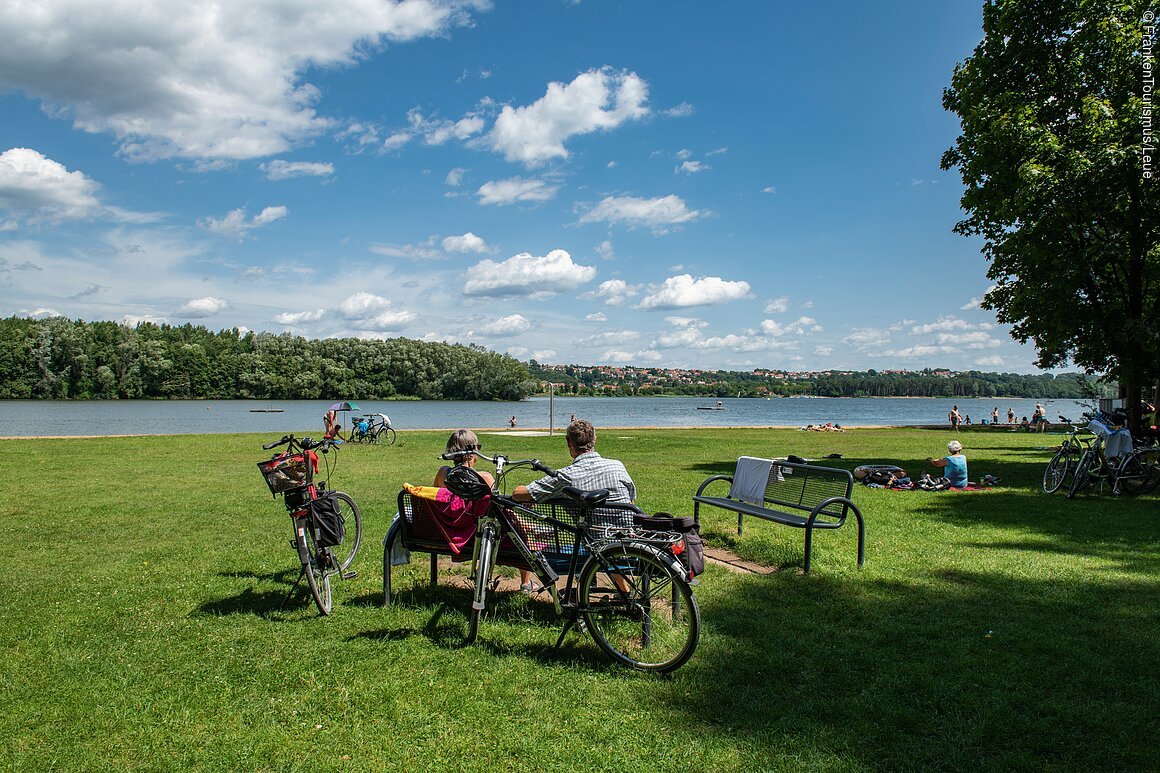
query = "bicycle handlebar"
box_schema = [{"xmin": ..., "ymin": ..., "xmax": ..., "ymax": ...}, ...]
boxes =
[
  {"xmin": 438, "ymin": 450, "xmax": 556, "ymax": 477},
  {"xmin": 262, "ymin": 434, "xmax": 339, "ymax": 453},
  {"xmin": 263, "ymin": 435, "xmax": 292, "ymax": 450}
]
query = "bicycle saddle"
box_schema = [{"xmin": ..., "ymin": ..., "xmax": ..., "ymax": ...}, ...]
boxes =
[{"xmin": 561, "ymin": 486, "xmax": 610, "ymax": 508}]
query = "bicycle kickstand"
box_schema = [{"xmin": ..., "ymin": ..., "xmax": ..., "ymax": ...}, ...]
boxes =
[
  {"xmin": 554, "ymin": 617, "xmax": 577, "ymax": 649},
  {"xmin": 279, "ymin": 566, "xmax": 307, "ymax": 610}
]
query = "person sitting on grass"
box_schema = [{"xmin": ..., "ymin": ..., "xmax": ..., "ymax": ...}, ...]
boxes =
[{"xmin": 928, "ymin": 440, "xmax": 968, "ymax": 489}]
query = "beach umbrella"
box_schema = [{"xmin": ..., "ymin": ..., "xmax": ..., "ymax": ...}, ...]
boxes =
[{"xmin": 328, "ymin": 401, "xmax": 360, "ymax": 412}]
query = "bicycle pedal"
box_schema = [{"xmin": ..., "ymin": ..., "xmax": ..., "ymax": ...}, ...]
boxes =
[{"xmin": 341, "ymin": 570, "xmax": 358, "ymax": 580}]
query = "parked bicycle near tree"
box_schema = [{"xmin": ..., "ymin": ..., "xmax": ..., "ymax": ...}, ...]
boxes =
[
  {"xmin": 258, "ymin": 434, "xmax": 363, "ymax": 615},
  {"xmin": 1043, "ymin": 416, "xmax": 1087, "ymax": 494},
  {"xmin": 1065, "ymin": 412, "xmax": 1159, "ymax": 498}
]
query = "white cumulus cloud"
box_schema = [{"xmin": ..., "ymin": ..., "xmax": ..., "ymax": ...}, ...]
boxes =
[
  {"xmin": 911, "ymin": 317, "xmax": 972, "ymax": 335},
  {"xmin": 199, "ymin": 206, "xmax": 287, "ymax": 239},
  {"xmin": 260, "ymin": 160, "xmax": 334, "ymax": 180},
  {"xmin": 274, "ymin": 309, "xmax": 325, "ymax": 324},
  {"xmin": 760, "ymin": 317, "xmax": 822, "ymax": 336},
  {"xmin": 764, "ymin": 297, "xmax": 789, "ymax": 314},
  {"xmin": 476, "ymin": 177, "xmax": 558, "ymax": 206},
  {"xmin": 842, "ymin": 327, "xmax": 892, "ymax": 347},
  {"xmin": 487, "ymin": 67, "xmax": 649, "ymax": 167},
  {"xmin": 0, "ymin": 1, "xmax": 490, "ymax": 161},
  {"xmin": 338, "ymin": 291, "xmax": 390, "ymax": 318},
  {"xmin": 352, "ymin": 310, "xmax": 417, "ymax": 331},
  {"xmin": 638, "ymin": 274, "xmax": 751, "ymax": 310},
  {"xmin": 464, "ymin": 249, "xmax": 596, "ymax": 298},
  {"xmin": 578, "ymin": 194, "xmax": 703, "ymax": 233},
  {"xmin": 582, "ymin": 278, "xmax": 638, "ymax": 306},
  {"xmin": 477, "ymin": 314, "xmax": 532, "ymax": 336},
  {"xmin": 0, "ymin": 147, "xmax": 102, "ymax": 223},
  {"xmin": 177, "ymin": 296, "xmax": 228, "ymax": 317},
  {"xmin": 442, "ymin": 232, "xmax": 489, "ymax": 253},
  {"xmin": 676, "ymin": 160, "xmax": 708, "ymax": 174}
]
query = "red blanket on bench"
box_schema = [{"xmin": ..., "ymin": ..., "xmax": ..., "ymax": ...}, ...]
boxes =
[{"xmin": 403, "ymin": 484, "xmax": 490, "ymax": 554}]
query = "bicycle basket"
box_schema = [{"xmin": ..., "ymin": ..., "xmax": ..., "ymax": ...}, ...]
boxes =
[
  {"xmin": 283, "ymin": 486, "xmax": 311, "ymax": 510},
  {"xmin": 257, "ymin": 453, "xmax": 311, "ymax": 496}
]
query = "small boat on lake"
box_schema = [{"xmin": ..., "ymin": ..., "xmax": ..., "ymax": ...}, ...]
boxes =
[{"xmin": 696, "ymin": 400, "xmax": 725, "ymax": 411}]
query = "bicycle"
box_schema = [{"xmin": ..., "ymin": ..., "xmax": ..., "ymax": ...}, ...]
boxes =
[
  {"xmin": 351, "ymin": 414, "xmax": 396, "ymax": 446},
  {"xmin": 1042, "ymin": 416, "xmax": 1087, "ymax": 494},
  {"xmin": 1114, "ymin": 442, "xmax": 1160, "ymax": 495},
  {"xmin": 258, "ymin": 434, "xmax": 364, "ymax": 615},
  {"xmin": 389, "ymin": 449, "xmax": 701, "ymax": 673},
  {"xmin": 1065, "ymin": 412, "xmax": 1152, "ymax": 498}
]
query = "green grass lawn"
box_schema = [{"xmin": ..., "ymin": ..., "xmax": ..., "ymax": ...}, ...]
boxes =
[{"xmin": 1, "ymin": 427, "xmax": 1156, "ymax": 770}]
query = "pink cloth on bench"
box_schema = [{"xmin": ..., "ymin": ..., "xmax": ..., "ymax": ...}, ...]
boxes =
[{"xmin": 403, "ymin": 484, "xmax": 491, "ymax": 554}]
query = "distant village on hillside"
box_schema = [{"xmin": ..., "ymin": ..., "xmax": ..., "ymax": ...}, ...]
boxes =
[{"xmin": 527, "ymin": 361, "xmax": 1098, "ymax": 399}]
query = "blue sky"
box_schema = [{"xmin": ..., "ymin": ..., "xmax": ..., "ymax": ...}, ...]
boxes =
[{"xmin": 0, "ymin": 1, "xmax": 1043, "ymax": 373}]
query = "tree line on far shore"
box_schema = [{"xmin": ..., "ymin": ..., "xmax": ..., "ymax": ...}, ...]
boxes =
[
  {"xmin": 0, "ymin": 315, "xmax": 1103, "ymax": 402},
  {"xmin": 0, "ymin": 316, "xmax": 536, "ymax": 401},
  {"xmin": 527, "ymin": 362, "xmax": 1099, "ymax": 400}
]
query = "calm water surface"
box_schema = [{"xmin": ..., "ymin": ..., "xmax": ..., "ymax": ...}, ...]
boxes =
[{"xmin": 0, "ymin": 397, "xmax": 1090, "ymax": 437}]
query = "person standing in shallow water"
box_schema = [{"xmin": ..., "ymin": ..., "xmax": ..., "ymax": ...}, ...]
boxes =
[{"xmin": 948, "ymin": 405, "xmax": 962, "ymax": 431}]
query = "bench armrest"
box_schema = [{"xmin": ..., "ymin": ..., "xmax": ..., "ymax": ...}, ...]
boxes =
[
  {"xmin": 694, "ymin": 474, "xmax": 734, "ymax": 498},
  {"xmin": 806, "ymin": 495, "xmax": 860, "ymax": 526}
]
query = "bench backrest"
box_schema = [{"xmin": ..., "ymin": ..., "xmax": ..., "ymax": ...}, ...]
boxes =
[
  {"xmin": 761, "ymin": 460, "xmax": 854, "ymax": 520},
  {"xmin": 397, "ymin": 490, "xmax": 642, "ymax": 566}
]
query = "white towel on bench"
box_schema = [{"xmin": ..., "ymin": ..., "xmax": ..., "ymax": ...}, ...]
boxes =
[{"xmin": 729, "ymin": 456, "xmax": 774, "ymax": 505}]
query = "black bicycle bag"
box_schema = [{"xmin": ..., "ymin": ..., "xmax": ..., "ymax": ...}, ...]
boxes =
[{"xmin": 310, "ymin": 492, "xmax": 345, "ymax": 548}]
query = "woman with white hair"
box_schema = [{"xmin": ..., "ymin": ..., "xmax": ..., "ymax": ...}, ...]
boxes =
[{"xmin": 928, "ymin": 440, "xmax": 968, "ymax": 488}]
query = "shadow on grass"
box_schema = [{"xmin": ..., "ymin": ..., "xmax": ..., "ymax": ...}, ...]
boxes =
[
  {"xmin": 361, "ymin": 581, "xmax": 637, "ymax": 673},
  {"xmin": 667, "ymin": 568, "xmax": 1158, "ymax": 769},
  {"xmin": 195, "ymin": 586, "xmax": 297, "ymax": 617},
  {"xmin": 193, "ymin": 568, "xmax": 321, "ymax": 618}
]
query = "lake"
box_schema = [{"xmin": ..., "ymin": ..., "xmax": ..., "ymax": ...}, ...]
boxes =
[{"xmin": 0, "ymin": 396, "xmax": 1091, "ymax": 438}]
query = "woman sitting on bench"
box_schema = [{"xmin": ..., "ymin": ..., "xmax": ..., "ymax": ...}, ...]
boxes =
[{"xmin": 434, "ymin": 429, "xmax": 494, "ymax": 489}]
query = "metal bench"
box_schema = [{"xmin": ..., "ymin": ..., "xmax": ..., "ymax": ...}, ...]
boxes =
[
  {"xmin": 382, "ymin": 489, "xmax": 643, "ymax": 606},
  {"xmin": 692, "ymin": 458, "xmax": 865, "ymax": 573}
]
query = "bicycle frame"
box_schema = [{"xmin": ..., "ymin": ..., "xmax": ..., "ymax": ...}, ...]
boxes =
[{"xmin": 460, "ymin": 452, "xmax": 684, "ymax": 624}]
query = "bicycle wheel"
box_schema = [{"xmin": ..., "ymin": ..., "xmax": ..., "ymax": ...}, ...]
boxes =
[
  {"xmin": 1118, "ymin": 447, "xmax": 1160, "ymax": 495},
  {"xmin": 1066, "ymin": 450, "xmax": 1092, "ymax": 499},
  {"xmin": 296, "ymin": 520, "xmax": 332, "ymax": 615},
  {"xmin": 1042, "ymin": 449, "xmax": 1071, "ymax": 494},
  {"xmin": 327, "ymin": 491, "xmax": 363, "ymax": 573},
  {"xmin": 579, "ymin": 543, "xmax": 700, "ymax": 673},
  {"xmin": 465, "ymin": 522, "xmax": 497, "ymax": 644},
  {"xmin": 377, "ymin": 427, "xmax": 397, "ymax": 446}
]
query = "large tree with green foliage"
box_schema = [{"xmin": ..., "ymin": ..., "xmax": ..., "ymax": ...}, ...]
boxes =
[{"xmin": 942, "ymin": 0, "xmax": 1160, "ymax": 431}]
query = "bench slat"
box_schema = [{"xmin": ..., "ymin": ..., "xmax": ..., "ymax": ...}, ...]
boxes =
[{"xmin": 691, "ymin": 495, "xmax": 846, "ymax": 529}]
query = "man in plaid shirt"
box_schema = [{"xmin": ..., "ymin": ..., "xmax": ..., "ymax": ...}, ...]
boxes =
[{"xmin": 512, "ymin": 418, "xmax": 637, "ymax": 590}]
